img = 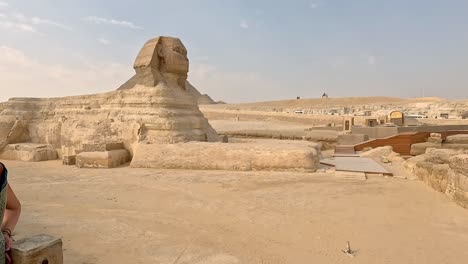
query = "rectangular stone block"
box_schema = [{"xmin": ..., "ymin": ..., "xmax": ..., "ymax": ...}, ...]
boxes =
[
  {"xmin": 76, "ymin": 149, "xmax": 130, "ymax": 168},
  {"xmin": 62, "ymin": 155, "xmax": 76, "ymax": 165},
  {"xmin": 427, "ymin": 137, "xmax": 442, "ymax": 143},
  {"xmin": 0, "ymin": 143, "xmax": 58, "ymax": 162},
  {"xmin": 11, "ymin": 234, "xmax": 63, "ymax": 264},
  {"xmin": 81, "ymin": 142, "xmax": 124, "ymax": 152},
  {"xmin": 410, "ymin": 142, "xmax": 442, "ymax": 156},
  {"xmin": 130, "ymin": 142, "xmax": 319, "ymax": 172}
]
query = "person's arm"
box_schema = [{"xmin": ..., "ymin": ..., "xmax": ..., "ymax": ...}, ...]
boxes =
[{"xmin": 2, "ymin": 184, "xmax": 21, "ymax": 233}]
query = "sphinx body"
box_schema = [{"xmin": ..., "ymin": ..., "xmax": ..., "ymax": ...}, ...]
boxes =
[{"xmin": 0, "ymin": 36, "xmax": 219, "ymax": 157}]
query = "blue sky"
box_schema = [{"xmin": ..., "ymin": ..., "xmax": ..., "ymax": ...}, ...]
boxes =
[{"xmin": 1, "ymin": 0, "xmax": 467, "ymax": 103}]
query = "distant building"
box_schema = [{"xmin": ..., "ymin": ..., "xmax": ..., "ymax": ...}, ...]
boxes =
[
  {"xmin": 462, "ymin": 112, "xmax": 468, "ymax": 119},
  {"xmin": 322, "ymin": 93, "xmax": 328, "ymax": 98},
  {"xmin": 365, "ymin": 119, "xmax": 378, "ymax": 127},
  {"xmin": 389, "ymin": 111, "xmax": 405, "ymax": 126}
]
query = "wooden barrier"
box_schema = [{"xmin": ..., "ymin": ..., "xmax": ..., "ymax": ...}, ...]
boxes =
[{"xmin": 353, "ymin": 130, "xmax": 468, "ymax": 156}]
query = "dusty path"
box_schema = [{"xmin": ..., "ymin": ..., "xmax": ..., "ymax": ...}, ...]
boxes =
[{"xmin": 5, "ymin": 160, "xmax": 468, "ymax": 264}]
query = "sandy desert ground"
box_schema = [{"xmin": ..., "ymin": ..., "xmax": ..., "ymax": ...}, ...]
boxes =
[{"xmin": 6, "ymin": 160, "xmax": 468, "ymax": 264}]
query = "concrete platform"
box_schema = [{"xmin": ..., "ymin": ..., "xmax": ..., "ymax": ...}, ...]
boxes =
[{"xmin": 320, "ymin": 157, "xmax": 392, "ymax": 175}]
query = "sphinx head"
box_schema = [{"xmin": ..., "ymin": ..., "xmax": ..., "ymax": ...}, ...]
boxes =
[
  {"xmin": 129, "ymin": 36, "xmax": 189, "ymax": 89},
  {"xmin": 158, "ymin": 37, "xmax": 189, "ymax": 77}
]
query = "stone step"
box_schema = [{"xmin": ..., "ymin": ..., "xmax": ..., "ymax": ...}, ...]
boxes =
[{"xmin": 11, "ymin": 234, "xmax": 63, "ymax": 264}]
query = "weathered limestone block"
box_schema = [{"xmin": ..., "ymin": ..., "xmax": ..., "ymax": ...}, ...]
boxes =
[
  {"xmin": 404, "ymin": 150, "xmax": 468, "ymax": 208},
  {"xmin": 62, "ymin": 155, "xmax": 76, "ymax": 166},
  {"xmin": 11, "ymin": 234, "xmax": 63, "ymax": 264},
  {"xmin": 449, "ymin": 154, "xmax": 468, "ymax": 175},
  {"xmin": 390, "ymin": 156, "xmax": 405, "ymax": 163},
  {"xmin": 447, "ymin": 155, "xmax": 468, "ymax": 208},
  {"xmin": 82, "ymin": 142, "xmax": 125, "ymax": 152},
  {"xmin": 446, "ymin": 134, "xmax": 468, "ymax": 144},
  {"xmin": 5, "ymin": 120, "xmax": 30, "ymax": 144},
  {"xmin": 0, "ymin": 119, "xmax": 29, "ymax": 151},
  {"xmin": 76, "ymin": 149, "xmax": 130, "ymax": 168},
  {"xmin": 410, "ymin": 142, "xmax": 441, "ymax": 156},
  {"xmin": 413, "ymin": 162, "xmax": 450, "ymax": 193},
  {"xmin": 442, "ymin": 143, "xmax": 468, "ymax": 150},
  {"xmin": 427, "ymin": 137, "xmax": 443, "ymax": 144},
  {"xmin": 131, "ymin": 143, "xmax": 319, "ymax": 172},
  {"xmin": 360, "ymin": 146, "xmax": 393, "ymax": 158},
  {"xmin": 386, "ymin": 151, "xmax": 405, "ymax": 163},
  {"xmin": 404, "ymin": 155, "xmax": 427, "ymax": 173},
  {"xmin": 430, "ymin": 133, "xmax": 442, "ymax": 138},
  {"xmin": 424, "ymin": 148, "xmax": 463, "ymax": 164},
  {"xmin": 0, "ymin": 143, "xmax": 58, "ymax": 162}
]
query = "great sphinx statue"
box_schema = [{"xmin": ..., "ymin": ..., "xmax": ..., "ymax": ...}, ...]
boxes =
[{"xmin": 0, "ymin": 36, "xmax": 220, "ymax": 158}]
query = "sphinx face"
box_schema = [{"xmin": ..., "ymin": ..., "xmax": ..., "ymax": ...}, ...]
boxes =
[{"xmin": 160, "ymin": 37, "xmax": 189, "ymax": 76}]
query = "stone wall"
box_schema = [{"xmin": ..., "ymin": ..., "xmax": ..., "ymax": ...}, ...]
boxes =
[
  {"xmin": 131, "ymin": 142, "xmax": 320, "ymax": 172},
  {"xmin": 351, "ymin": 127, "xmax": 399, "ymax": 139},
  {"xmin": 404, "ymin": 149, "xmax": 468, "ymax": 208}
]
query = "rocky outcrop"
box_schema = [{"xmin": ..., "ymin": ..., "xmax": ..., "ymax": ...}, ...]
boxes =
[
  {"xmin": 0, "ymin": 36, "xmax": 219, "ymax": 159},
  {"xmin": 0, "ymin": 143, "xmax": 57, "ymax": 162},
  {"xmin": 404, "ymin": 149, "xmax": 468, "ymax": 208}
]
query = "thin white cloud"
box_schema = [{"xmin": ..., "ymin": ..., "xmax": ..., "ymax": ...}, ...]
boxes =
[
  {"xmin": 31, "ymin": 16, "xmax": 72, "ymax": 30},
  {"xmin": 16, "ymin": 23, "xmax": 36, "ymax": 33},
  {"xmin": 0, "ymin": 12, "xmax": 71, "ymax": 34},
  {"xmin": 0, "ymin": 2, "xmax": 8, "ymax": 8},
  {"xmin": 98, "ymin": 37, "xmax": 111, "ymax": 45},
  {"xmin": 83, "ymin": 16, "xmax": 143, "ymax": 29},
  {"xmin": 0, "ymin": 46, "xmax": 132, "ymax": 102},
  {"xmin": 0, "ymin": 21, "xmax": 40, "ymax": 34},
  {"xmin": 240, "ymin": 20, "xmax": 249, "ymax": 29}
]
